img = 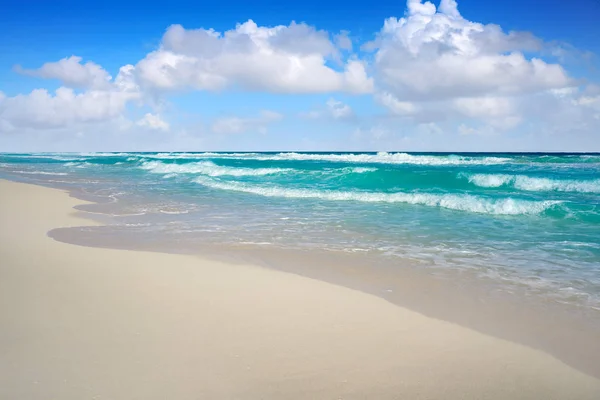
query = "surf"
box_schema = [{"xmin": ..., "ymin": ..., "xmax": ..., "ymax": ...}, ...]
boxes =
[
  {"xmin": 464, "ymin": 173, "xmax": 600, "ymax": 193},
  {"xmin": 193, "ymin": 176, "xmax": 561, "ymax": 216}
]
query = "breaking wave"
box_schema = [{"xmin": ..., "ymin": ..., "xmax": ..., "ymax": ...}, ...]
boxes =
[
  {"xmin": 193, "ymin": 176, "xmax": 560, "ymax": 215},
  {"xmin": 465, "ymin": 174, "xmax": 600, "ymax": 193},
  {"xmin": 223, "ymin": 152, "xmax": 510, "ymax": 166},
  {"xmin": 288, "ymin": 152, "xmax": 505, "ymax": 165},
  {"xmin": 140, "ymin": 161, "xmax": 291, "ymax": 177},
  {"xmin": 139, "ymin": 161, "xmax": 378, "ymax": 177},
  {"xmin": 117, "ymin": 152, "xmax": 510, "ymax": 166}
]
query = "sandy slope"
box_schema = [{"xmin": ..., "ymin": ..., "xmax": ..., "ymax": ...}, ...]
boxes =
[{"xmin": 1, "ymin": 179, "xmax": 599, "ymax": 399}]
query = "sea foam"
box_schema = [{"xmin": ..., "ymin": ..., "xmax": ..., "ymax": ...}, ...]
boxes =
[
  {"xmin": 140, "ymin": 161, "xmax": 291, "ymax": 177},
  {"xmin": 465, "ymin": 173, "xmax": 600, "ymax": 193},
  {"xmin": 140, "ymin": 161, "xmax": 378, "ymax": 177},
  {"xmin": 246, "ymin": 152, "xmax": 511, "ymax": 166},
  {"xmin": 129, "ymin": 152, "xmax": 510, "ymax": 166},
  {"xmin": 193, "ymin": 176, "xmax": 560, "ymax": 215}
]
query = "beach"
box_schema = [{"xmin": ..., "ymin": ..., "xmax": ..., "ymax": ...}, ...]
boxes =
[{"xmin": 1, "ymin": 179, "xmax": 600, "ymax": 399}]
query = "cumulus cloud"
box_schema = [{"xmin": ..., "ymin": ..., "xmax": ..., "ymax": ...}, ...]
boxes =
[
  {"xmin": 0, "ymin": 87, "xmax": 138, "ymax": 131},
  {"xmin": 211, "ymin": 110, "xmax": 282, "ymax": 134},
  {"xmin": 334, "ymin": 31, "xmax": 353, "ymax": 51},
  {"xmin": 136, "ymin": 113, "xmax": 169, "ymax": 131},
  {"xmin": 375, "ymin": 92, "xmax": 417, "ymax": 115},
  {"xmin": 574, "ymin": 91, "xmax": 600, "ymax": 111},
  {"xmin": 535, "ymin": 86, "xmax": 600, "ymax": 132},
  {"xmin": 2, "ymin": 0, "xmax": 599, "ymax": 151},
  {"xmin": 371, "ymin": 0, "xmax": 572, "ymax": 101},
  {"xmin": 15, "ymin": 56, "xmax": 112, "ymax": 90},
  {"xmin": 134, "ymin": 21, "xmax": 373, "ymax": 94},
  {"xmin": 1, "ymin": 61, "xmax": 140, "ymax": 132},
  {"xmin": 301, "ymin": 98, "xmax": 355, "ymax": 120},
  {"xmin": 326, "ymin": 99, "xmax": 353, "ymax": 119},
  {"xmin": 452, "ymin": 96, "xmax": 522, "ymax": 129}
]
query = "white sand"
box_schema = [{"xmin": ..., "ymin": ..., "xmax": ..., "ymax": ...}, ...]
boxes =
[{"xmin": 1, "ymin": 179, "xmax": 599, "ymax": 399}]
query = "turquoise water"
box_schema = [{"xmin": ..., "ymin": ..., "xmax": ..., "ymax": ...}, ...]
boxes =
[{"xmin": 1, "ymin": 152, "xmax": 599, "ymax": 308}]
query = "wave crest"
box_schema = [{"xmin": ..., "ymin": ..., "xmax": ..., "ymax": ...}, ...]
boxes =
[
  {"xmin": 248, "ymin": 152, "xmax": 511, "ymax": 166},
  {"xmin": 124, "ymin": 152, "xmax": 510, "ymax": 166},
  {"xmin": 140, "ymin": 161, "xmax": 290, "ymax": 177},
  {"xmin": 465, "ymin": 173, "xmax": 600, "ymax": 193},
  {"xmin": 194, "ymin": 176, "xmax": 560, "ymax": 215},
  {"xmin": 140, "ymin": 161, "xmax": 379, "ymax": 177}
]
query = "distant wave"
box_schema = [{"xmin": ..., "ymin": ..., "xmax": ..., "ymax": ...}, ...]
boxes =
[
  {"xmin": 114, "ymin": 152, "xmax": 511, "ymax": 166},
  {"xmin": 464, "ymin": 173, "xmax": 600, "ymax": 193},
  {"xmin": 194, "ymin": 176, "xmax": 560, "ymax": 215},
  {"xmin": 261, "ymin": 152, "xmax": 511, "ymax": 165},
  {"xmin": 2, "ymin": 154, "xmax": 85, "ymax": 161},
  {"xmin": 201, "ymin": 152, "xmax": 512, "ymax": 166},
  {"xmin": 8, "ymin": 152, "xmax": 600, "ymax": 167},
  {"xmin": 140, "ymin": 161, "xmax": 291, "ymax": 177},
  {"xmin": 139, "ymin": 161, "xmax": 378, "ymax": 177},
  {"xmin": 64, "ymin": 162, "xmax": 91, "ymax": 168},
  {"xmin": 124, "ymin": 152, "xmax": 261, "ymax": 161},
  {"xmin": 77, "ymin": 152, "xmax": 132, "ymax": 157},
  {"xmin": 199, "ymin": 152, "xmax": 599, "ymax": 165},
  {"xmin": 535, "ymin": 154, "xmax": 600, "ymax": 164},
  {"xmin": 319, "ymin": 166, "xmax": 378, "ymax": 175},
  {"xmin": 11, "ymin": 151, "xmax": 597, "ymax": 168},
  {"xmin": 346, "ymin": 167, "xmax": 378, "ymax": 173},
  {"xmin": 149, "ymin": 152, "xmax": 261, "ymax": 159}
]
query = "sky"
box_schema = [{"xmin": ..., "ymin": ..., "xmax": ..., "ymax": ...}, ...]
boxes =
[{"xmin": 1, "ymin": 0, "xmax": 600, "ymax": 152}]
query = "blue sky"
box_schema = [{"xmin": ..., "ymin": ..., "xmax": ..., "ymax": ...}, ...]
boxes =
[{"xmin": 1, "ymin": 0, "xmax": 599, "ymax": 151}]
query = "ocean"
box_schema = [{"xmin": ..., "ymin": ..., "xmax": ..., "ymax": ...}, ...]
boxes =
[{"xmin": 1, "ymin": 151, "xmax": 599, "ymax": 310}]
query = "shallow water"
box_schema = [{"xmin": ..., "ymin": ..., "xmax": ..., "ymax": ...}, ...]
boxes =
[{"xmin": 1, "ymin": 151, "xmax": 599, "ymax": 309}]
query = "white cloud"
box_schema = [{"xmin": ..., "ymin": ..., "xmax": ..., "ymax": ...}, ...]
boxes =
[
  {"xmin": 326, "ymin": 98, "xmax": 353, "ymax": 119},
  {"xmin": 0, "ymin": 61, "xmax": 141, "ymax": 131},
  {"xmin": 137, "ymin": 113, "xmax": 169, "ymax": 131},
  {"xmin": 371, "ymin": 0, "xmax": 571, "ymax": 101},
  {"xmin": 211, "ymin": 110, "xmax": 282, "ymax": 134},
  {"xmin": 458, "ymin": 124, "xmax": 477, "ymax": 136},
  {"xmin": 575, "ymin": 95, "xmax": 600, "ymax": 110},
  {"xmin": 2, "ymin": 0, "xmax": 599, "ymax": 151},
  {"xmin": 452, "ymin": 96, "xmax": 522, "ymax": 129},
  {"xmin": 548, "ymin": 87, "xmax": 578, "ymax": 98},
  {"xmin": 376, "ymin": 92, "xmax": 417, "ymax": 115},
  {"xmin": 301, "ymin": 98, "xmax": 354, "ymax": 120},
  {"xmin": 15, "ymin": 56, "xmax": 112, "ymax": 90},
  {"xmin": 453, "ymin": 96, "xmax": 515, "ymax": 119},
  {"xmin": 0, "ymin": 87, "xmax": 138, "ymax": 131},
  {"xmin": 335, "ymin": 31, "xmax": 353, "ymax": 51},
  {"xmin": 366, "ymin": 0, "xmax": 582, "ymax": 134},
  {"xmin": 417, "ymin": 122, "xmax": 442, "ymax": 135},
  {"xmin": 134, "ymin": 21, "xmax": 373, "ymax": 94},
  {"xmin": 135, "ymin": 51, "xmax": 227, "ymax": 92}
]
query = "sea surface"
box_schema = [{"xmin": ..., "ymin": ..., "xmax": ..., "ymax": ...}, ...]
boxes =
[{"xmin": 1, "ymin": 152, "xmax": 599, "ymax": 309}]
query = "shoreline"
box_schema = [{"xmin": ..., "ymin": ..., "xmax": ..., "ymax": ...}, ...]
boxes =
[
  {"xmin": 2, "ymin": 179, "xmax": 600, "ymax": 398},
  {"xmin": 49, "ymin": 226, "xmax": 600, "ymax": 380},
  {"xmin": 46, "ymin": 182, "xmax": 600, "ymax": 380}
]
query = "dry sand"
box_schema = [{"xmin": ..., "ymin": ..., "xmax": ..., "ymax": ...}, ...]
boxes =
[{"xmin": 1, "ymin": 179, "xmax": 599, "ymax": 399}]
